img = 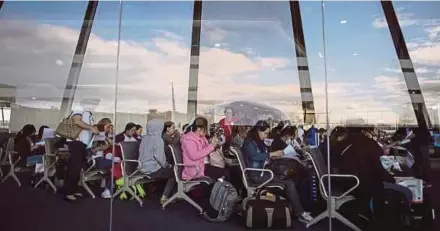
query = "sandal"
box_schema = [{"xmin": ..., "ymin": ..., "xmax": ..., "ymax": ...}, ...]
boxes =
[
  {"xmin": 74, "ymin": 193, "xmax": 84, "ymax": 198},
  {"xmin": 65, "ymin": 195, "xmax": 77, "ymax": 203}
]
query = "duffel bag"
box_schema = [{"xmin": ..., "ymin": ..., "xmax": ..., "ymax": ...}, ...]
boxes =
[{"xmin": 243, "ymin": 191, "xmax": 293, "ymax": 229}]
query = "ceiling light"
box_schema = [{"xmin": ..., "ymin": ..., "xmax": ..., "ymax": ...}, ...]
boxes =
[
  {"xmin": 353, "ymin": 53, "xmax": 358, "ymax": 56},
  {"xmin": 214, "ymin": 43, "xmax": 221, "ymax": 47},
  {"xmin": 32, "ymin": 97, "xmax": 36, "ymax": 100},
  {"xmin": 55, "ymin": 59, "xmax": 63, "ymax": 66},
  {"xmin": 340, "ymin": 20, "xmax": 347, "ymax": 24}
]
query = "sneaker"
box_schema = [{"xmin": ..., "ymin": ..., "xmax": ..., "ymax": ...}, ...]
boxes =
[
  {"xmin": 101, "ymin": 189, "xmax": 112, "ymax": 199},
  {"xmin": 160, "ymin": 195, "xmax": 168, "ymax": 205},
  {"xmin": 298, "ymin": 212, "xmax": 313, "ymax": 224}
]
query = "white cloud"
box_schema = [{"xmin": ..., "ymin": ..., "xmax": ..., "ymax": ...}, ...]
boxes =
[
  {"xmin": 372, "ymin": 12, "xmax": 418, "ymax": 29},
  {"xmin": 340, "ymin": 20, "xmax": 347, "ymax": 24},
  {"xmin": 410, "ymin": 43, "xmax": 440, "ymax": 66},
  {"xmin": 0, "ymin": 20, "xmax": 434, "ymax": 127}
]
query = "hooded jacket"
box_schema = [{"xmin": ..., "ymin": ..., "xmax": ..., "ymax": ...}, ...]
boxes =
[
  {"xmin": 139, "ymin": 119, "xmax": 167, "ymax": 174},
  {"xmin": 181, "ymin": 131, "xmax": 214, "ymax": 180}
]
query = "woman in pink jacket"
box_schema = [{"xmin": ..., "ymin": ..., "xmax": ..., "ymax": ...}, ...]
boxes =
[{"xmin": 181, "ymin": 117, "xmax": 220, "ymax": 180}]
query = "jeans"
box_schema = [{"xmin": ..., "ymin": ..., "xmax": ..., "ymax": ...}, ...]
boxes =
[
  {"xmin": 95, "ymin": 157, "xmax": 113, "ymax": 189},
  {"xmin": 250, "ymin": 173, "xmax": 305, "ymax": 215},
  {"xmin": 383, "ymin": 182, "xmax": 413, "ymax": 203}
]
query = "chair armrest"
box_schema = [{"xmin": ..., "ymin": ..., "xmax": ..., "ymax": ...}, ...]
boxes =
[
  {"xmin": 84, "ymin": 156, "xmax": 99, "ymax": 173},
  {"xmin": 121, "ymin": 159, "xmax": 142, "ymax": 177},
  {"xmin": 320, "ymin": 174, "xmax": 360, "ymax": 199},
  {"xmin": 243, "ymin": 168, "xmax": 274, "ymax": 189},
  {"xmin": 175, "ymin": 163, "xmax": 201, "ymax": 183}
]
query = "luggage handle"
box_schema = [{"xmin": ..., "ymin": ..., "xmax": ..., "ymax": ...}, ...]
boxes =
[{"xmin": 255, "ymin": 190, "xmax": 281, "ymax": 202}]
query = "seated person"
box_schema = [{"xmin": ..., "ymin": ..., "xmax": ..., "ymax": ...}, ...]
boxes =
[
  {"xmin": 333, "ymin": 127, "xmax": 413, "ymax": 216},
  {"xmin": 139, "ymin": 119, "xmax": 176, "ymax": 205},
  {"xmin": 241, "ymin": 120, "xmax": 313, "ymax": 224},
  {"xmin": 89, "ymin": 118, "xmax": 114, "ymax": 198},
  {"xmin": 162, "ymin": 121, "xmax": 181, "ymax": 165},
  {"xmin": 180, "ymin": 117, "xmax": 220, "ymax": 181},
  {"xmin": 14, "ymin": 124, "xmax": 43, "ymax": 168}
]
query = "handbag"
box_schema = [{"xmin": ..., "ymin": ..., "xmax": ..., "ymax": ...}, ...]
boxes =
[{"xmin": 55, "ymin": 112, "xmax": 82, "ymax": 140}]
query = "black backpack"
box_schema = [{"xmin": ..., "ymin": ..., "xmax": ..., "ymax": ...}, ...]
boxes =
[
  {"xmin": 372, "ymin": 189, "xmax": 413, "ymax": 231},
  {"xmin": 242, "ymin": 191, "xmax": 293, "ymax": 229}
]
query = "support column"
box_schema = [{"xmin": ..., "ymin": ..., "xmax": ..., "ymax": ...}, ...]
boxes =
[
  {"xmin": 59, "ymin": 1, "xmax": 99, "ymax": 118},
  {"xmin": 289, "ymin": 1, "xmax": 316, "ymax": 124},
  {"xmin": 381, "ymin": 0, "xmax": 432, "ymax": 130},
  {"xmin": 0, "ymin": 1, "xmax": 4, "ymax": 11},
  {"xmin": 186, "ymin": 0, "xmax": 203, "ymax": 121}
]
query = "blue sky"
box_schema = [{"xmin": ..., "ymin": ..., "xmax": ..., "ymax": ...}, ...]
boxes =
[{"xmin": 0, "ymin": 1, "xmax": 439, "ymax": 126}]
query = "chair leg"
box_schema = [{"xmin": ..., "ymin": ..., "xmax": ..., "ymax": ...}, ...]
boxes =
[
  {"xmin": 126, "ymin": 186, "xmax": 143, "ymax": 207},
  {"xmin": 162, "ymin": 192, "xmax": 180, "ymax": 209},
  {"xmin": 306, "ymin": 210, "xmax": 329, "ymax": 228},
  {"xmin": 11, "ymin": 171, "xmax": 21, "ymax": 187},
  {"xmin": 81, "ymin": 180, "xmax": 96, "ymax": 199},
  {"xmin": 181, "ymin": 192, "xmax": 204, "ymax": 214},
  {"xmin": 46, "ymin": 177, "xmax": 57, "ymax": 193},
  {"xmin": 34, "ymin": 176, "xmax": 45, "ymax": 188},
  {"xmin": 334, "ymin": 211, "xmax": 362, "ymax": 231},
  {"xmin": 1, "ymin": 171, "xmax": 11, "ymax": 184}
]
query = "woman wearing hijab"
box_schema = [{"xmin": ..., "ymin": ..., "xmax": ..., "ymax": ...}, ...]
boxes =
[{"xmin": 138, "ymin": 119, "xmax": 176, "ymax": 205}]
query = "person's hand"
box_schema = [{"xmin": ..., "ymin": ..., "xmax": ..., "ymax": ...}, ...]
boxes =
[
  {"xmin": 269, "ymin": 150, "xmax": 284, "ymax": 158},
  {"xmin": 211, "ymin": 136, "xmax": 219, "ymax": 147},
  {"xmin": 91, "ymin": 126, "xmax": 100, "ymax": 135}
]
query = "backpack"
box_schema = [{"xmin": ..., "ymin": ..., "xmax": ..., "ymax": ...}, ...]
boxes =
[
  {"xmin": 203, "ymin": 178, "xmax": 239, "ymax": 222},
  {"xmin": 242, "ymin": 190, "xmax": 293, "ymax": 229},
  {"xmin": 372, "ymin": 189, "xmax": 413, "ymax": 231}
]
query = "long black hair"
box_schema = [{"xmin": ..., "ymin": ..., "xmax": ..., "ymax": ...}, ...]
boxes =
[
  {"xmin": 163, "ymin": 121, "xmax": 174, "ymax": 135},
  {"xmin": 15, "ymin": 124, "xmax": 36, "ymax": 143},
  {"xmin": 184, "ymin": 117, "xmax": 208, "ymax": 134},
  {"xmin": 247, "ymin": 120, "xmax": 270, "ymax": 151}
]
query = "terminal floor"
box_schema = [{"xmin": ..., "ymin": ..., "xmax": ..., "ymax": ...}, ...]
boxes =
[{"xmin": 1, "ymin": 160, "xmax": 440, "ymax": 231}]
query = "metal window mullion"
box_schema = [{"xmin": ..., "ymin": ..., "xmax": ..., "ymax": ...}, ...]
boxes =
[
  {"xmin": 59, "ymin": 0, "xmax": 99, "ymax": 118},
  {"xmin": 186, "ymin": 0, "xmax": 203, "ymax": 121},
  {"xmin": 289, "ymin": 1, "xmax": 316, "ymax": 124},
  {"xmin": 381, "ymin": 0, "xmax": 432, "ymax": 129}
]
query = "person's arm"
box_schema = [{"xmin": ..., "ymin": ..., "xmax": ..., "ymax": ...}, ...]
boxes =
[
  {"xmin": 181, "ymin": 139, "xmax": 214, "ymax": 161},
  {"xmin": 72, "ymin": 113, "xmax": 98, "ymax": 134},
  {"xmin": 153, "ymin": 142, "xmax": 167, "ymax": 167}
]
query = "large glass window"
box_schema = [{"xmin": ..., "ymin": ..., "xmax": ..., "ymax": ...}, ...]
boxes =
[
  {"xmin": 198, "ymin": 1, "xmax": 303, "ymax": 125},
  {"xmin": 395, "ymin": 1, "xmax": 440, "ymax": 127},
  {"xmin": 0, "ymin": 1, "xmax": 118, "ymax": 230}
]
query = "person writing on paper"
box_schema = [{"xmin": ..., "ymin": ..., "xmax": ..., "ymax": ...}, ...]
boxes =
[
  {"xmin": 14, "ymin": 124, "xmax": 39, "ymax": 168},
  {"xmin": 63, "ymin": 98, "xmax": 100, "ymax": 203},
  {"xmin": 241, "ymin": 120, "xmax": 313, "ymax": 224}
]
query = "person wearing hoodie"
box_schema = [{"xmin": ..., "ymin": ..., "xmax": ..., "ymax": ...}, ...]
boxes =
[
  {"xmin": 138, "ymin": 119, "xmax": 176, "ymax": 205},
  {"xmin": 180, "ymin": 117, "xmax": 220, "ymax": 180}
]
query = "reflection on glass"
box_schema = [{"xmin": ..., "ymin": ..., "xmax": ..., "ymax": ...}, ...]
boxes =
[
  {"xmin": 198, "ymin": 1, "xmax": 303, "ymax": 126},
  {"xmin": 116, "ymin": 1, "xmax": 194, "ymax": 131},
  {"xmin": 323, "ymin": 1, "xmax": 418, "ymax": 127},
  {"xmin": 394, "ymin": 1, "xmax": 440, "ymax": 127},
  {"xmin": 0, "ymin": 1, "xmax": 117, "ymax": 230}
]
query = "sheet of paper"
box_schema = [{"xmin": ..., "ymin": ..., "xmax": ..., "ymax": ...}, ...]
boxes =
[
  {"xmin": 264, "ymin": 138, "xmax": 273, "ymax": 146},
  {"xmin": 283, "ymin": 144, "xmax": 297, "ymax": 157},
  {"xmin": 395, "ymin": 177, "xmax": 423, "ymax": 203},
  {"xmin": 42, "ymin": 128, "xmax": 55, "ymax": 140}
]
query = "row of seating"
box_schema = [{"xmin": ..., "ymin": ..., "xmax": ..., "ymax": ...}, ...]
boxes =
[{"xmin": 0, "ymin": 136, "xmax": 362, "ymax": 231}]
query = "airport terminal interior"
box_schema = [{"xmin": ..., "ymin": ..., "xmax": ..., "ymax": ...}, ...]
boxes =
[{"xmin": 0, "ymin": 1, "xmax": 440, "ymax": 231}]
